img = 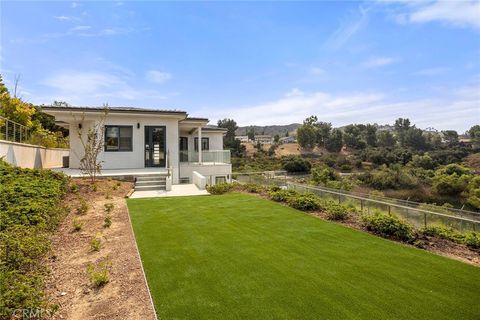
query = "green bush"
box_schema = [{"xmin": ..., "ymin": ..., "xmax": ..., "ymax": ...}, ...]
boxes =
[
  {"xmin": 281, "ymin": 156, "xmax": 312, "ymax": 173},
  {"xmin": 77, "ymin": 197, "xmax": 89, "ymax": 214},
  {"xmin": 362, "ymin": 211, "xmax": 415, "ymax": 242},
  {"xmin": 324, "ymin": 203, "xmax": 349, "ymax": 221},
  {"xmin": 464, "ymin": 232, "xmax": 480, "ymax": 249},
  {"xmin": 419, "ymin": 225, "xmax": 464, "ymax": 243},
  {"xmin": 72, "ymin": 218, "xmax": 83, "ymax": 232},
  {"xmin": 103, "ymin": 215, "xmax": 112, "ymax": 228},
  {"xmin": 287, "ymin": 193, "xmax": 320, "ymax": 211},
  {"xmin": 242, "ymin": 183, "xmax": 265, "ymax": 193},
  {"xmin": 206, "ymin": 183, "xmax": 235, "ymax": 195},
  {"xmin": 90, "ymin": 236, "xmax": 102, "ymax": 252},
  {"xmin": 0, "ymin": 160, "xmax": 68, "ymax": 316},
  {"xmin": 86, "ymin": 261, "xmax": 110, "ymax": 288},
  {"xmin": 268, "ymin": 189, "xmax": 298, "ymax": 202}
]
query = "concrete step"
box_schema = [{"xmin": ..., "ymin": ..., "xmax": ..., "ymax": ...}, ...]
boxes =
[
  {"xmin": 134, "ymin": 185, "xmax": 166, "ymax": 191},
  {"xmin": 136, "ymin": 181, "xmax": 167, "ymax": 187},
  {"xmin": 136, "ymin": 175, "xmax": 167, "ymax": 181}
]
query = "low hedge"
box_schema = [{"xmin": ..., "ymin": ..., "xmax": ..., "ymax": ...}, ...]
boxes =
[
  {"xmin": 0, "ymin": 160, "xmax": 68, "ymax": 317},
  {"xmin": 362, "ymin": 211, "xmax": 415, "ymax": 242},
  {"xmin": 287, "ymin": 193, "xmax": 321, "ymax": 211}
]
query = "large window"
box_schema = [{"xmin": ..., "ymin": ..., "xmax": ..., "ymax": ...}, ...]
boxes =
[
  {"xmin": 105, "ymin": 126, "xmax": 133, "ymax": 151},
  {"xmin": 194, "ymin": 137, "xmax": 209, "ymax": 151}
]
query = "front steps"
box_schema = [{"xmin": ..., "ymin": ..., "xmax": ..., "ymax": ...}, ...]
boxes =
[{"xmin": 134, "ymin": 174, "xmax": 167, "ymax": 191}]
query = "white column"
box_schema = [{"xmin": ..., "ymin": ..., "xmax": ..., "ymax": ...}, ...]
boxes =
[{"xmin": 198, "ymin": 126, "xmax": 202, "ymax": 164}]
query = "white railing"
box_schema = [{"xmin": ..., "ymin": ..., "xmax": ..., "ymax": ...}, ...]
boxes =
[
  {"xmin": 180, "ymin": 150, "xmax": 231, "ymax": 164},
  {"xmin": 0, "ymin": 115, "xmax": 30, "ymax": 144}
]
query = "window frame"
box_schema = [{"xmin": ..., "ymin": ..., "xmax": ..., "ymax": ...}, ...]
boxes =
[
  {"xmin": 194, "ymin": 137, "xmax": 209, "ymax": 152},
  {"xmin": 104, "ymin": 125, "xmax": 133, "ymax": 152}
]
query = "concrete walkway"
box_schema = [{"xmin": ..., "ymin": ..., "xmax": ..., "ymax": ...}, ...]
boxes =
[{"xmin": 130, "ymin": 184, "xmax": 209, "ymax": 199}]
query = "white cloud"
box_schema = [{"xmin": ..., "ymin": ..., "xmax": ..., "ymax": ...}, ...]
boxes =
[
  {"xmin": 414, "ymin": 67, "xmax": 449, "ymax": 76},
  {"xmin": 310, "ymin": 67, "xmax": 325, "ymax": 75},
  {"xmin": 145, "ymin": 70, "xmax": 172, "ymax": 84},
  {"xmin": 362, "ymin": 57, "xmax": 399, "ymax": 68},
  {"xmin": 54, "ymin": 16, "xmax": 74, "ymax": 21},
  {"xmin": 211, "ymin": 86, "xmax": 479, "ymax": 131},
  {"xmin": 71, "ymin": 25, "xmax": 92, "ymax": 32},
  {"xmin": 393, "ymin": 0, "xmax": 480, "ymax": 31}
]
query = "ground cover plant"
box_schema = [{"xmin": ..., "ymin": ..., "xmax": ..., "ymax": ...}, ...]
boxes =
[
  {"xmin": 128, "ymin": 193, "xmax": 480, "ymax": 320},
  {"xmin": 0, "ymin": 160, "xmax": 68, "ymax": 317}
]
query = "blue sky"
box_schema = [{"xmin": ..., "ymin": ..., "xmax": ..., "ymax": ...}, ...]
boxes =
[{"xmin": 1, "ymin": 1, "xmax": 479, "ymax": 131}]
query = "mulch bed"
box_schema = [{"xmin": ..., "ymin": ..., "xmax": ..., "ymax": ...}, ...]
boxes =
[{"xmin": 45, "ymin": 179, "xmax": 156, "ymax": 320}]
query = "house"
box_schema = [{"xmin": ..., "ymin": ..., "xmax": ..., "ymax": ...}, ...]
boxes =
[
  {"xmin": 279, "ymin": 136, "xmax": 296, "ymax": 144},
  {"xmin": 253, "ymin": 135, "xmax": 273, "ymax": 144},
  {"xmin": 235, "ymin": 135, "xmax": 250, "ymax": 143},
  {"xmin": 42, "ymin": 105, "xmax": 232, "ymax": 188}
]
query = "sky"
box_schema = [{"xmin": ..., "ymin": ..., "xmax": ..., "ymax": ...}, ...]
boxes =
[{"xmin": 1, "ymin": 1, "xmax": 479, "ymax": 132}]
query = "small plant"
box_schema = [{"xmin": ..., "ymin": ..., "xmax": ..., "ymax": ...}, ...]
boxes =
[
  {"xmin": 70, "ymin": 183, "xmax": 79, "ymax": 193},
  {"xmin": 324, "ymin": 203, "xmax": 349, "ymax": 221},
  {"xmin": 91, "ymin": 184, "xmax": 98, "ymax": 192},
  {"xmin": 72, "ymin": 218, "xmax": 83, "ymax": 232},
  {"xmin": 112, "ymin": 184, "xmax": 118, "ymax": 191},
  {"xmin": 419, "ymin": 225, "xmax": 465, "ymax": 243},
  {"xmin": 77, "ymin": 197, "xmax": 89, "ymax": 214},
  {"xmin": 207, "ymin": 183, "xmax": 234, "ymax": 195},
  {"xmin": 242, "ymin": 183, "xmax": 265, "ymax": 193},
  {"xmin": 86, "ymin": 260, "xmax": 110, "ymax": 287},
  {"xmin": 268, "ymin": 189, "xmax": 298, "ymax": 202},
  {"xmin": 105, "ymin": 192, "xmax": 112, "ymax": 199},
  {"xmin": 287, "ymin": 193, "xmax": 320, "ymax": 211},
  {"xmin": 116, "ymin": 181, "xmax": 121, "ymax": 187},
  {"xmin": 103, "ymin": 215, "xmax": 112, "ymax": 228},
  {"xmin": 90, "ymin": 235, "xmax": 102, "ymax": 251},
  {"xmin": 464, "ymin": 232, "xmax": 480, "ymax": 249},
  {"xmin": 104, "ymin": 203, "xmax": 114, "ymax": 213},
  {"xmin": 362, "ymin": 211, "xmax": 415, "ymax": 242}
]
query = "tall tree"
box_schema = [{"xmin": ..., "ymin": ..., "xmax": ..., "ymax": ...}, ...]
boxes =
[
  {"xmin": 364, "ymin": 124, "xmax": 377, "ymax": 147},
  {"xmin": 325, "ymin": 128, "xmax": 343, "ymax": 152},
  {"xmin": 377, "ymin": 131, "xmax": 396, "ymax": 147},
  {"xmin": 442, "ymin": 130, "xmax": 459, "ymax": 146},
  {"xmin": 343, "ymin": 124, "xmax": 366, "ymax": 149},
  {"xmin": 316, "ymin": 121, "xmax": 332, "ymax": 148},
  {"xmin": 394, "ymin": 118, "xmax": 411, "ymax": 147},
  {"xmin": 468, "ymin": 125, "xmax": 480, "ymax": 147},
  {"xmin": 404, "ymin": 127, "xmax": 427, "ymax": 150},
  {"xmin": 217, "ymin": 118, "xmax": 245, "ymax": 157},
  {"xmin": 297, "ymin": 124, "xmax": 316, "ymax": 150}
]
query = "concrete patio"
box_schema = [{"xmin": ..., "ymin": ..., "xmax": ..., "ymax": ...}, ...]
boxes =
[
  {"xmin": 53, "ymin": 167, "xmax": 168, "ymax": 178},
  {"xmin": 129, "ymin": 184, "xmax": 209, "ymax": 199}
]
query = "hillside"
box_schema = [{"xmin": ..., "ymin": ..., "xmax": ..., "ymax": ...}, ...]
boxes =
[{"xmin": 236, "ymin": 123, "xmax": 301, "ymax": 137}]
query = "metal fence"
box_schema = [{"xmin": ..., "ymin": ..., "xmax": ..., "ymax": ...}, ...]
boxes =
[
  {"xmin": 288, "ymin": 183, "xmax": 480, "ymax": 233},
  {"xmin": 232, "ymin": 170, "xmax": 480, "ymax": 233},
  {"xmin": 0, "ymin": 115, "xmax": 30, "ymax": 143}
]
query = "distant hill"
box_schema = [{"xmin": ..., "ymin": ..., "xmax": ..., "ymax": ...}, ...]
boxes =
[{"xmin": 236, "ymin": 123, "xmax": 301, "ymax": 137}]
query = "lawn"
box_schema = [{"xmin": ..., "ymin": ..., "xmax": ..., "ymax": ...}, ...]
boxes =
[{"xmin": 127, "ymin": 193, "xmax": 480, "ymax": 320}]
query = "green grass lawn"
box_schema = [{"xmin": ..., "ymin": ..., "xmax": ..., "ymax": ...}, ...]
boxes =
[{"xmin": 127, "ymin": 193, "xmax": 480, "ymax": 320}]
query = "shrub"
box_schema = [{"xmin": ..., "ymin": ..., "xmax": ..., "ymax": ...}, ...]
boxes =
[
  {"xmin": 362, "ymin": 211, "xmax": 415, "ymax": 242},
  {"xmin": 287, "ymin": 193, "xmax": 320, "ymax": 211},
  {"xmin": 268, "ymin": 189, "xmax": 298, "ymax": 202},
  {"xmin": 419, "ymin": 225, "xmax": 464, "ymax": 243},
  {"xmin": 70, "ymin": 183, "xmax": 79, "ymax": 193},
  {"xmin": 464, "ymin": 232, "xmax": 480, "ymax": 249},
  {"xmin": 268, "ymin": 185, "xmax": 281, "ymax": 192},
  {"xmin": 281, "ymin": 156, "xmax": 312, "ymax": 173},
  {"xmin": 103, "ymin": 215, "xmax": 112, "ymax": 228},
  {"xmin": 77, "ymin": 197, "xmax": 89, "ymax": 214},
  {"xmin": 90, "ymin": 236, "xmax": 102, "ymax": 252},
  {"xmin": 242, "ymin": 183, "xmax": 265, "ymax": 193},
  {"xmin": 324, "ymin": 203, "xmax": 349, "ymax": 221},
  {"xmin": 72, "ymin": 218, "xmax": 83, "ymax": 232},
  {"xmin": 206, "ymin": 183, "xmax": 235, "ymax": 195},
  {"xmin": 91, "ymin": 184, "xmax": 98, "ymax": 192},
  {"xmin": 105, "ymin": 192, "xmax": 112, "ymax": 199},
  {"xmin": 86, "ymin": 261, "xmax": 110, "ymax": 288},
  {"xmin": 112, "ymin": 184, "xmax": 118, "ymax": 191},
  {"xmin": 104, "ymin": 203, "xmax": 114, "ymax": 214}
]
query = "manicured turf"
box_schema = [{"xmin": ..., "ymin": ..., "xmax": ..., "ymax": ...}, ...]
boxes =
[{"xmin": 127, "ymin": 193, "xmax": 480, "ymax": 320}]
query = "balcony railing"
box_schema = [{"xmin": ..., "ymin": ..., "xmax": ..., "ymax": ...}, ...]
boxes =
[
  {"xmin": 0, "ymin": 115, "xmax": 30, "ymax": 144},
  {"xmin": 180, "ymin": 150, "xmax": 231, "ymax": 164}
]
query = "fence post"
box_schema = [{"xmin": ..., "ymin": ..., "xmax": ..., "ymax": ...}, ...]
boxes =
[
  {"xmin": 423, "ymin": 212, "xmax": 427, "ymax": 228},
  {"xmin": 388, "ymin": 205, "xmax": 391, "ymax": 214}
]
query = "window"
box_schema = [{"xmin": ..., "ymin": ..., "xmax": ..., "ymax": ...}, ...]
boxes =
[
  {"xmin": 105, "ymin": 126, "xmax": 133, "ymax": 151},
  {"xmin": 194, "ymin": 137, "xmax": 209, "ymax": 151}
]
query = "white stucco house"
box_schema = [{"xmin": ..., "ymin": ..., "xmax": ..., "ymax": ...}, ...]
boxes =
[{"xmin": 42, "ymin": 105, "xmax": 232, "ymax": 190}]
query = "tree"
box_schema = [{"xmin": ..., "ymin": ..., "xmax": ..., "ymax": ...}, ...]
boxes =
[
  {"xmin": 377, "ymin": 131, "xmax": 396, "ymax": 147},
  {"xmin": 431, "ymin": 164, "xmax": 472, "ymax": 196},
  {"xmin": 217, "ymin": 118, "xmax": 238, "ymax": 147},
  {"xmin": 273, "ymin": 134, "xmax": 280, "ymax": 143},
  {"xmin": 0, "ymin": 76, "xmax": 35, "ymax": 127},
  {"xmin": 281, "ymin": 156, "xmax": 311, "ymax": 173},
  {"xmin": 316, "ymin": 122, "xmax": 332, "ymax": 148},
  {"xmin": 364, "ymin": 124, "xmax": 377, "ymax": 147},
  {"xmin": 394, "ymin": 118, "xmax": 411, "ymax": 147},
  {"xmin": 247, "ymin": 128, "xmax": 255, "ymax": 141},
  {"xmin": 404, "ymin": 127, "xmax": 427, "ymax": 150},
  {"xmin": 442, "ymin": 130, "xmax": 458, "ymax": 146},
  {"xmin": 74, "ymin": 106, "xmax": 109, "ymax": 183},
  {"xmin": 324, "ymin": 128, "xmax": 343, "ymax": 152},
  {"xmin": 297, "ymin": 124, "xmax": 316, "ymax": 150},
  {"xmin": 468, "ymin": 125, "xmax": 480, "ymax": 146},
  {"xmin": 343, "ymin": 124, "xmax": 366, "ymax": 149}
]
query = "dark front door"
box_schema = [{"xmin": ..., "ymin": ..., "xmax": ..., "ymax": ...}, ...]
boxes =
[{"xmin": 145, "ymin": 126, "xmax": 166, "ymax": 167}]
